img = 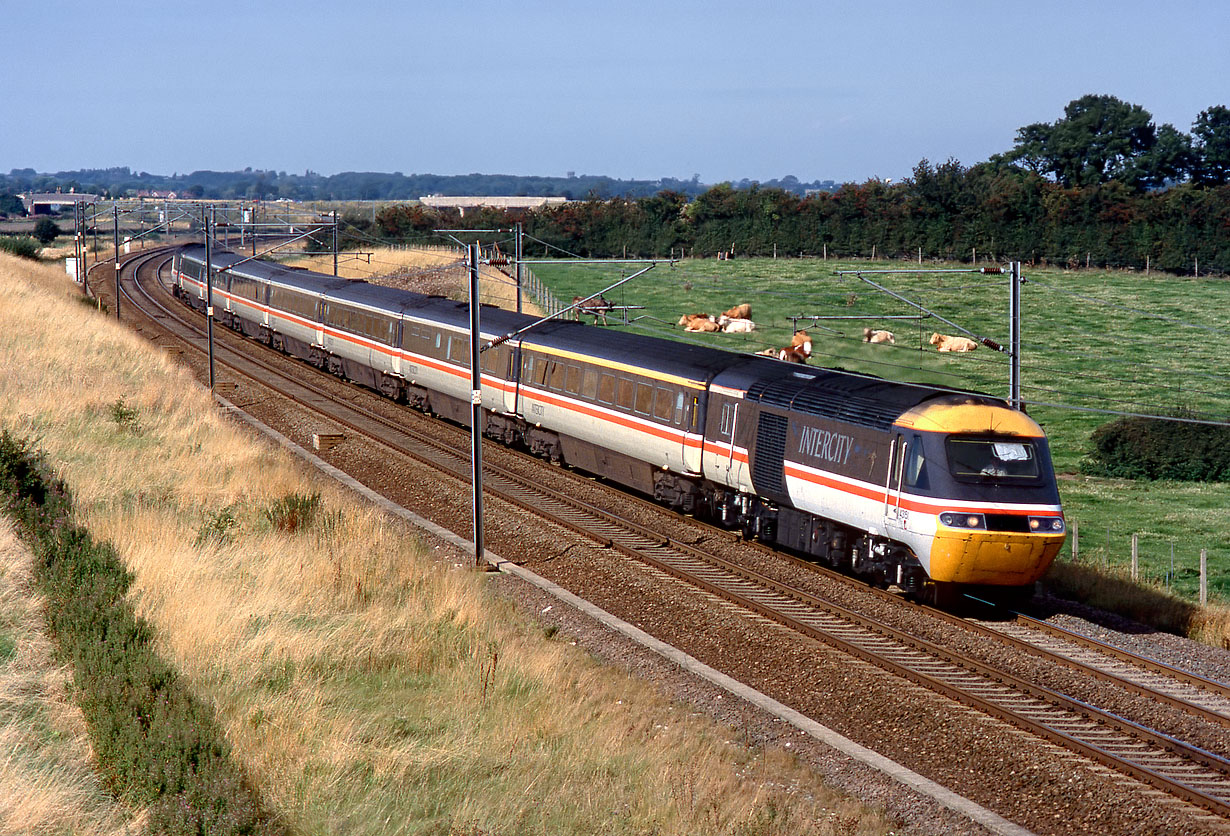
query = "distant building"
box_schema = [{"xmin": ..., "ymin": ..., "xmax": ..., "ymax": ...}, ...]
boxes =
[
  {"xmin": 418, "ymin": 195, "xmax": 570, "ymax": 216},
  {"xmin": 21, "ymin": 192, "xmax": 102, "ymax": 214}
]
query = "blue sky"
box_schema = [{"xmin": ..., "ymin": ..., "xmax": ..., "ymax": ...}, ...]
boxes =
[{"xmin": 4, "ymin": 1, "xmax": 1227, "ymax": 184}]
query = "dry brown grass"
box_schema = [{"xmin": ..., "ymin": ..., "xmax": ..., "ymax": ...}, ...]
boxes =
[
  {"xmin": 0, "ymin": 520, "xmax": 141, "ymax": 835},
  {"xmin": 0, "ymin": 249, "xmax": 891, "ymax": 834},
  {"xmin": 282, "ymin": 245, "xmax": 538, "ymax": 313},
  {"xmin": 1047, "ymin": 559, "xmax": 1230, "ymax": 646}
]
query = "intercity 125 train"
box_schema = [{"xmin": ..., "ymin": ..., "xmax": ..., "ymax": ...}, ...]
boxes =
[{"xmin": 172, "ymin": 245, "xmax": 1066, "ymax": 604}]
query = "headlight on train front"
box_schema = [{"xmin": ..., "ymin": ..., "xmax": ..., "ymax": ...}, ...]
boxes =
[
  {"xmin": 939, "ymin": 512, "xmax": 986, "ymax": 530},
  {"xmin": 1028, "ymin": 516, "xmax": 1065, "ymax": 533}
]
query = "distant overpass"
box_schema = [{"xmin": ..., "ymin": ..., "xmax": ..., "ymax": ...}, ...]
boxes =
[{"xmin": 21, "ymin": 192, "xmax": 102, "ymax": 214}]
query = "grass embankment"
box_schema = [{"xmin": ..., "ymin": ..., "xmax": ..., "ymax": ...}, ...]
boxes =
[
  {"xmin": 283, "ymin": 245, "xmax": 534, "ymax": 313},
  {"xmin": 0, "ymin": 252, "xmax": 891, "ymax": 833},
  {"xmin": 534, "ymin": 257, "xmax": 1230, "ymax": 637}
]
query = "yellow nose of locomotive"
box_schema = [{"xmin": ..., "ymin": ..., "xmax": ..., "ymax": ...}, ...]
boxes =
[{"xmin": 928, "ymin": 530, "xmax": 1066, "ymax": 585}]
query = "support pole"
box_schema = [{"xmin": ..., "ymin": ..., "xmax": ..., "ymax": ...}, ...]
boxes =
[
  {"xmin": 514, "ymin": 221, "xmax": 523, "ymax": 314},
  {"xmin": 113, "ymin": 204, "xmax": 121, "ymax": 318},
  {"xmin": 468, "ymin": 242, "xmax": 485, "ymax": 568},
  {"xmin": 1131, "ymin": 534, "xmax": 1139, "ymax": 581},
  {"xmin": 205, "ymin": 206, "xmax": 216, "ymax": 391},
  {"xmin": 72, "ymin": 202, "xmax": 82, "ymax": 284},
  {"xmin": 332, "ymin": 210, "xmax": 339, "ymax": 277},
  {"xmin": 1010, "ymin": 261, "xmax": 1022, "ymax": 410}
]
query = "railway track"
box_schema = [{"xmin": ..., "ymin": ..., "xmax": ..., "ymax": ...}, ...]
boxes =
[{"xmin": 105, "ymin": 247, "xmax": 1230, "ymax": 823}]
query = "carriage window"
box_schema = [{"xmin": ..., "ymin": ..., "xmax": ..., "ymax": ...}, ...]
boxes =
[
  {"xmin": 522, "ymin": 353, "xmax": 535, "ymax": 382},
  {"xmin": 616, "ymin": 377, "xmax": 635, "ymax": 409},
  {"xmin": 549, "ymin": 361, "xmax": 566, "ymax": 391},
  {"xmin": 905, "ymin": 434, "xmax": 927, "ymax": 487},
  {"xmin": 564, "ymin": 365, "xmax": 581, "ymax": 395},
  {"xmin": 481, "ymin": 345, "xmax": 504, "ymax": 375},
  {"xmin": 634, "ymin": 382, "xmax": 654, "ymax": 416},
  {"xmin": 581, "ymin": 367, "xmax": 599, "ymax": 400},
  {"xmin": 653, "ymin": 387, "xmax": 674, "ymax": 421},
  {"xmin": 675, "ymin": 392, "xmax": 686, "ymax": 425},
  {"xmin": 450, "ymin": 337, "xmax": 470, "ymax": 368},
  {"xmin": 598, "ymin": 373, "xmax": 615, "ymax": 404}
]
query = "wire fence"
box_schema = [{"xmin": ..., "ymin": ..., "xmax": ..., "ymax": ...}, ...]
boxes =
[{"xmin": 1062, "ymin": 519, "xmax": 1225, "ymax": 604}]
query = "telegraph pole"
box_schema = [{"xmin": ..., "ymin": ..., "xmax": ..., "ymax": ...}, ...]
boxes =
[
  {"xmin": 468, "ymin": 242, "xmax": 485, "ymax": 568},
  {"xmin": 1009, "ymin": 261, "xmax": 1022, "ymax": 410},
  {"xmin": 514, "ymin": 221, "xmax": 523, "ymax": 314},
  {"xmin": 113, "ymin": 204, "xmax": 121, "ymax": 318},
  {"xmin": 204, "ymin": 206, "xmax": 216, "ymax": 390}
]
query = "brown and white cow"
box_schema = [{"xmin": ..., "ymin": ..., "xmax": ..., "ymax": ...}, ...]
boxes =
[{"xmin": 929, "ymin": 332, "xmax": 978, "ymax": 352}]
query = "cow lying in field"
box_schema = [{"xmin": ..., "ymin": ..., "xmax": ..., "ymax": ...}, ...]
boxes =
[
  {"xmin": 717, "ymin": 314, "xmax": 756, "ymax": 333},
  {"xmin": 791, "ymin": 329, "xmax": 813, "ymax": 357},
  {"xmin": 721, "ymin": 303, "xmax": 752, "ymax": 320},
  {"xmin": 755, "ymin": 330, "xmax": 812, "ymax": 363},
  {"xmin": 677, "ymin": 313, "xmax": 720, "ymax": 332},
  {"xmin": 863, "ymin": 327, "xmax": 895, "ymax": 344},
  {"xmin": 929, "ymin": 332, "xmax": 978, "ymax": 352}
]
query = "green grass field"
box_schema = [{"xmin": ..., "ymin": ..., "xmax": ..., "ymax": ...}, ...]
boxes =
[{"xmin": 531, "ymin": 256, "xmax": 1230, "ymax": 603}]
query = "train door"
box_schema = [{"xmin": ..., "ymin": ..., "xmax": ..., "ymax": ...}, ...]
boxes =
[
  {"xmin": 680, "ymin": 388, "xmax": 702, "ymax": 475},
  {"xmin": 884, "ymin": 433, "xmax": 908, "ymax": 532},
  {"xmin": 719, "ymin": 400, "xmax": 740, "ymax": 479},
  {"xmin": 504, "ymin": 344, "xmax": 521, "ymax": 414}
]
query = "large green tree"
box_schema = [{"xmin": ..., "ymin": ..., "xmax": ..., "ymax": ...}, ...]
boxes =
[
  {"xmin": 1009, "ymin": 94, "xmax": 1161, "ymax": 189},
  {"xmin": 1192, "ymin": 105, "xmax": 1230, "ymax": 186}
]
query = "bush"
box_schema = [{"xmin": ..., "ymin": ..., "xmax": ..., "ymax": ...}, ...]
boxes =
[
  {"xmin": 1080, "ymin": 414, "xmax": 1230, "ymax": 481},
  {"xmin": 0, "ymin": 235, "xmax": 41, "ymax": 259},
  {"xmin": 263, "ymin": 491, "xmax": 320, "ymax": 533},
  {"xmin": 0, "ymin": 430, "xmax": 283, "ymax": 835},
  {"xmin": 196, "ymin": 505, "xmax": 240, "ymax": 546},
  {"xmin": 33, "ymin": 217, "xmax": 62, "ymax": 245}
]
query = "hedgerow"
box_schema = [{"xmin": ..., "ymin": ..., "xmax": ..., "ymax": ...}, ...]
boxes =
[
  {"xmin": 0, "ymin": 235, "xmax": 41, "ymax": 259},
  {"xmin": 1080, "ymin": 415, "xmax": 1230, "ymax": 481},
  {"xmin": 0, "ymin": 430, "xmax": 282, "ymax": 835}
]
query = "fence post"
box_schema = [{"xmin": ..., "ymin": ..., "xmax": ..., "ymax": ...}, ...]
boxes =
[
  {"xmin": 1201, "ymin": 549, "xmax": 1208, "ymax": 606},
  {"xmin": 1131, "ymin": 534, "xmax": 1138, "ymax": 581},
  {"xmin": 1072, "ymin": 520, "xmax": 1079, "ymax": 562}
]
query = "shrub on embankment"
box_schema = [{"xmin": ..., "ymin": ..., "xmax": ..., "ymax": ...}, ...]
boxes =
[
  {"xmin": 0, "ymin": 235, "xmax": 41, "ymax": 260},
  {"xmin": 1081, "ymin": 414, "xmax": 1230, "ymax": 482},
  {"xmin": 0, "ymin": 430, "xmax": 281, "ymax": 836}
]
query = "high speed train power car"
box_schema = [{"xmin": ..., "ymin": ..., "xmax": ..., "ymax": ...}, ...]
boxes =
[{"xmin": 173, "ymin": 245, "xmax": 1066, "ymax": 604}]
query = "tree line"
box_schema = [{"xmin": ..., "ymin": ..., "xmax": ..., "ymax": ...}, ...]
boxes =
[
  {"xmin": 367, "ymin": 167, "xmax": 1230, "ymax": 275},
  {"xmin": 0, "ymin": 167, "xmax": 837, "ymax": 203}
]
